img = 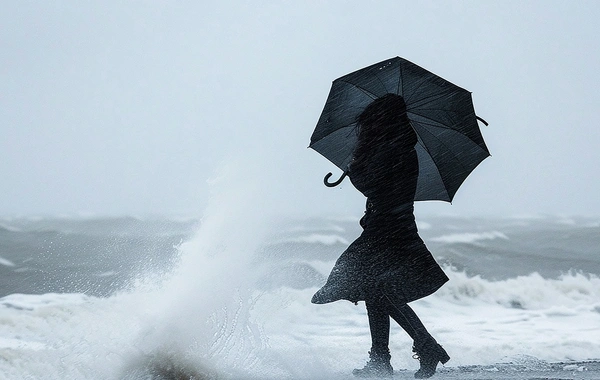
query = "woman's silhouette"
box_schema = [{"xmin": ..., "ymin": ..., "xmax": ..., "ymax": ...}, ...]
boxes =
[{"xmin": 312, "ymin": 94, "xmax": 450, "ymax": 378}]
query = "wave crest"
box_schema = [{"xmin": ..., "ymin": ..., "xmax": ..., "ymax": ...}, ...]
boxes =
[{"xmin": 436, "ymin": 267, "xmax": 600, "ymax": 310}]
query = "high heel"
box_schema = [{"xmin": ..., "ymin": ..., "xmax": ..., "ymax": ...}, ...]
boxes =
[{"xmin": 412, "ymin": 341, "xmax": 449, "ymax": 379}]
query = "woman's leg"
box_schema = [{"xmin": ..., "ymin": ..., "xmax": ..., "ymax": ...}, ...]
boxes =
[
  {"xmin": 382, "ymin": 295, "xmax": 432, "ymax": 344},
  {"xmin": 365, "ymin": 296, "xmax": 390, "ymax": 354},
  {"xmin": 382, "ymin": 295, "xmax": 449, "ymax": 379},
  {"xmin": 353, "ymin": 296, "xmax": 394, "ymax": 377}
]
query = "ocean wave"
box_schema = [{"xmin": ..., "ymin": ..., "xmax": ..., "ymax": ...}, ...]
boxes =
[
  {"xmin": 285, "ymin": 234, "xmax": 350, "ymax": 246},
  {"xmin": 0, "ymin": 256, "xmax": 15, "ymax": 267},
  {"xmin": 0, "ymin": 268, "xmax": 598, "ymax": 378},
  {"xmin": 1, "ymin": 213, "xmax": 599, "ymax": 378},
  {"xmin": 435, "ymin": 267, "xmax": 600, "ymax": 310},
  {"xmin": 431, "ymin": 231, "xmax": 509, "ymax": 244},
  {"xmin": 284, "ymin": 223, "xmax": 346, "ymax": 233},
  {"xmin": 0, "ymin": 216, "xmax": 198, "ymax": 237},
  {"xmin": 0, "ymin": 293, "xmax": 90, "ymax": 311},
  {"xmin": 0, "ymin": 223, "xmax": 22, "ymax": 233}
]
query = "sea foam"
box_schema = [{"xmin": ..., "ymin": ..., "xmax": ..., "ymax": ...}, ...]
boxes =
[{"xmin": 431, "ymin": 231, "xmax": 509, "ymax": 244}]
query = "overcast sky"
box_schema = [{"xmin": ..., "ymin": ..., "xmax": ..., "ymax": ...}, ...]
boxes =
[{"xmin": 2, "ymin": 1, "xmax": 600, "ymax": 219}]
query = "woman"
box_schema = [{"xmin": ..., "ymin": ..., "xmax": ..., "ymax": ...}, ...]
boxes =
[{"xmin": 311, "ymin": 94, "xmax": 450, "ymax": 379}]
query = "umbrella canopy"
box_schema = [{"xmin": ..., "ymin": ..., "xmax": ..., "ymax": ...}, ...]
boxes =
[{"xmin": 309, "ymin": 56, "xmax": 490, "ymax": 202}]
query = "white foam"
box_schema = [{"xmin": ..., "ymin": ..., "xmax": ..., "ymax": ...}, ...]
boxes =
[
  {"xmin": 1, "ymin": 266, "xmax": 599, "ymax": 378},
  {"xmin": 257, "ymin": 270, "xmax": 600, "ymax": 372},
  {"xmin": 0, "ymin": 293, "xmax": 89, "ymax": 310},
  {"xmin": 436, "ymin": 269, "xmax": 600, "ymax": 310},
  {"xmin": 0, "ymin": 223, "xmax": 21, "ymax": 232},
  {"xmin": 0, "ymin": 256, "xmax": 15, "ymax": 267},
  {"xmin": 0, "ymin": 337, "xmax": 46, "ymax": 350},
  {"xmin": 556, "ymin": 217, "xmax": 577, "ymax": 225},
  {"xmin": 95, "ymin": 271, "xmax": 117, "ymax": 277},
  {"xmin": 287, "ymin": 233, "xmax": 349, "ymax": 246},
  {"xmin": 431, "ymin": 231, "xmax": 509, "ymax": 244},
  {"xmin": 285, "ymin": 223, "xmax": 346, "ymax": 233},
  {"xmin": 416, "ymin": 220, "xmax": 432, "ymax": 230}
]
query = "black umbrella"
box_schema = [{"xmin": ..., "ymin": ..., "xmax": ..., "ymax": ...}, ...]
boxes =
[{"xmin": 309, "ymin": 56, "xmax": 490, "ymax": 202}]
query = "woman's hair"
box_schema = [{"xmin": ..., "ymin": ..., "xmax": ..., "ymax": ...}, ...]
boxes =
[{"xmin": 355, "ymin": 93, "xmax": 417, "ymax": 149}]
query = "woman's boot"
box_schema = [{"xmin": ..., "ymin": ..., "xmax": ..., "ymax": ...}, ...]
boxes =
[
  {"xmin": 353, "ymin": 349, "xmax": 393, "ymax": 378},
  {"xmin": 412, "ymin": 339, "xmax": 450, "ymax": 379}
]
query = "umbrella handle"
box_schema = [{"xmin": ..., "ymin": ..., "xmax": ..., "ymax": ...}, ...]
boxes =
[
  {"xmin": 476, "ymin": 116, "xmax": 489, "ymax": 126},
  {"xmin": 324, "ymin": 171, "xmax": 347, "ymax": 187}
]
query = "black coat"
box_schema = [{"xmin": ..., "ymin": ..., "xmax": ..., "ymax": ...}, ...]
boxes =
[{"xmin": 311, "ymin": 135, "xmax": 448, "ymax": 305}]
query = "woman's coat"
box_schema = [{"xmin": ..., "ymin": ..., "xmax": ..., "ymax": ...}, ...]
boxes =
[{"xmin": 311, "ymin": 131, "xmax": 448, "ymax": 305}]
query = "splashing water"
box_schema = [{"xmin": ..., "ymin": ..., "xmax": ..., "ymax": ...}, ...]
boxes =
[
  {"xmin": 120, "ymin": 163, "xmax": 280, "ymax": 378},
  {"xmin": 0, "ymin": 163, "xmax": 287, "ymax": 379}
]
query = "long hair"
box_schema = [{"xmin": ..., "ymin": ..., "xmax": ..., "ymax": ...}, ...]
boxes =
[{"xmin": 354, "ymin": 94, "xmax": 417, "ymax": 160}]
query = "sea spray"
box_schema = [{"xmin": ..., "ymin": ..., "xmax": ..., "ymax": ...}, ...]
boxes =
[
  {"xmin": 0, "ymin": 161, "xmax": 288, "ymax": 380},
  {"xmin": 121, "ymin": 162, "xmax": 280, "ymax": 378}
]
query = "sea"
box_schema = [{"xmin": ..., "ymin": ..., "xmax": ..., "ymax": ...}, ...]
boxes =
[{"xmin": 1, "ymin": 203, "xmax": 600, "ymax": 379}]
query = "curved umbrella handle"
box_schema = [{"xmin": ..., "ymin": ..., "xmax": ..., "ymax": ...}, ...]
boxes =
[
  {"xmin": 324, "ymin": 171, "xmax": 348, "ymax": 187},
  {"xmin": 476, "ymin": 116, "xmax": 489, "ymax": 126}
]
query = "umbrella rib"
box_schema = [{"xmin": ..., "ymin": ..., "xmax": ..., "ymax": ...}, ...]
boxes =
[
  {"xmin": 420, "ymin": 123, "xmax": 486, "ymax": 175},
  {"xmin": 370, "ymin": 59, "xmax": 397, "ymax": 94},
  {"xmin": 407, "ymin": 88, "xmax": 459, "ymax": 109},
  {"xmin": 410, "ymin": 116, "xmax": 458, "ymax": 131},
  {"xmin": 397, "ymin": 63, "xmax": 404, "ymax": 96},
  {"xmin": 308, "ymin": 122, "xmax": 359, "ymax": 148},
  {"xmin": 339, "ymin": 80, "xmax": 378, "ymax": 100},
  {"xmin": 373, "ymin": 68, "xmax": 392, "ymax": 94},
  {"xmin": 404, "ymin": 77, "xmax": 432, "ymax": 103},
  {"xmin": 412, "ymin": 116, "xmax": 487, "ymax": 154},
  {"xmin": 409, "ymin": 109, "xmax": 465, "ymax": 130},
  {"xmin": 417, "ymin": 106, "xmax": 465, "ymax": 113},
  {"xmin": 415, "ymin": 138, "xmax": 450, "ymax": 201},
  {"xmin": 420, "ymin": 152, "xmax": 449, "ymax": 201}
]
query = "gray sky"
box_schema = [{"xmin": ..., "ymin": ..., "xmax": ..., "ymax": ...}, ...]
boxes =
[{"xmin": 2, "ymin": 1, "xmax": 600, "ymax": 218}]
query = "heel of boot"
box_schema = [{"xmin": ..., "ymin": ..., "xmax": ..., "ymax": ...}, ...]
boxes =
[
  {"xmin": 412, "ymin": 342, "xmax": 450, "ymax": 379},
  {"xmin": 437, "ymin": 345, "xmax": 450, "ymax": 364}
]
